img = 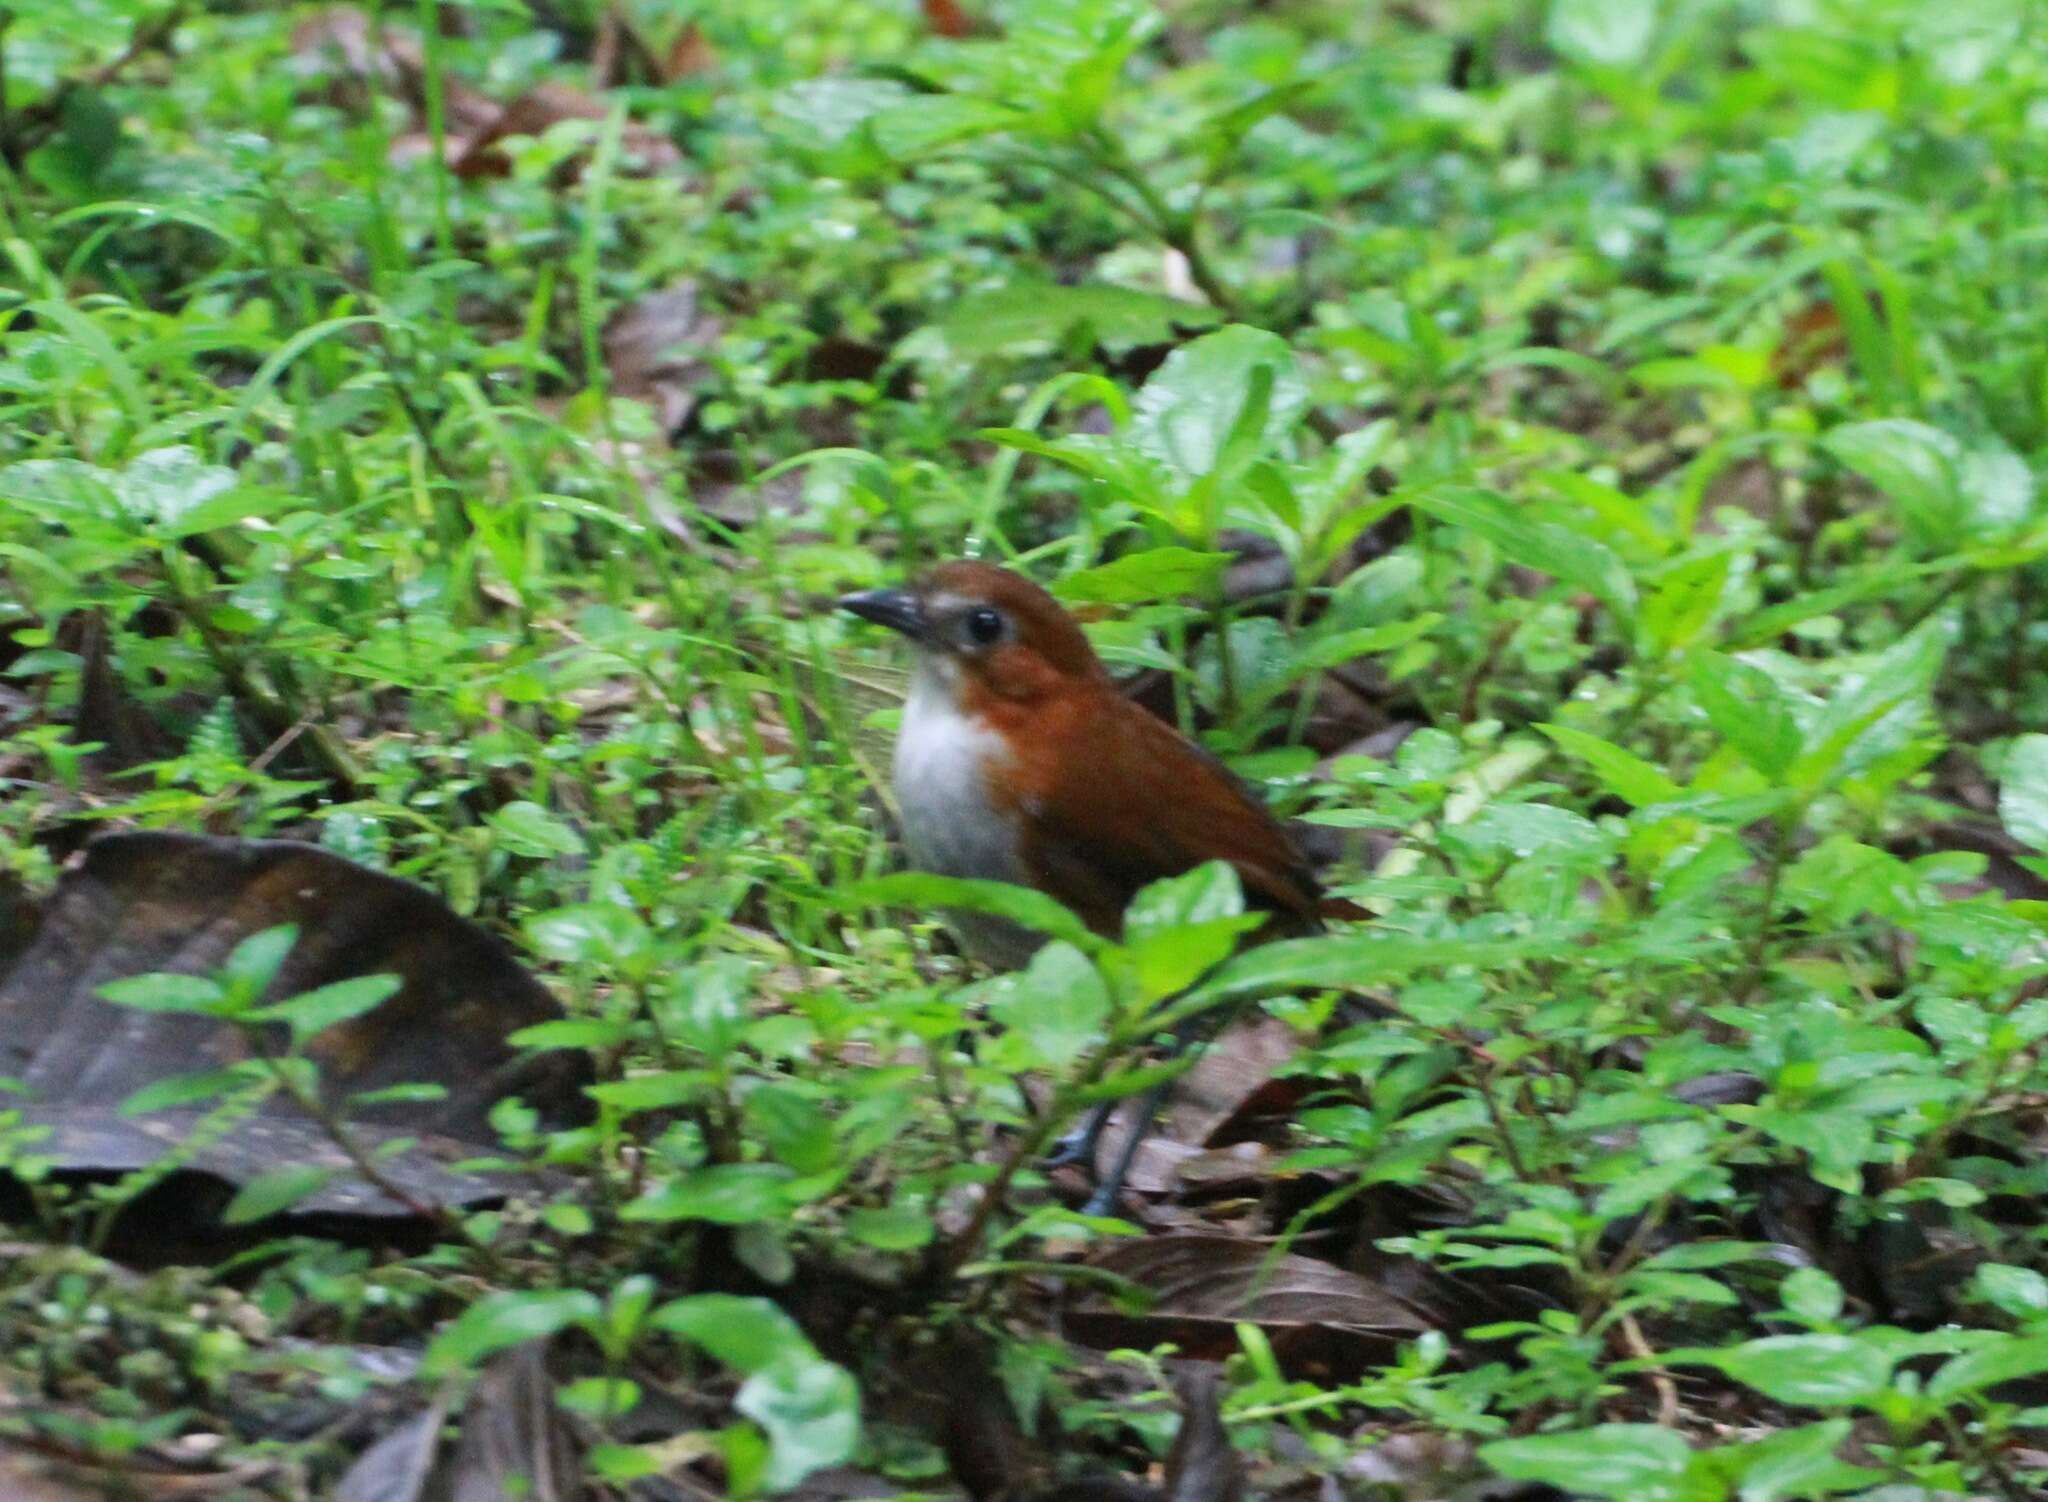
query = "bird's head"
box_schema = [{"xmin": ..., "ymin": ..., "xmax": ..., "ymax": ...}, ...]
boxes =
[{"xmin": 838, "ymin": 560, "xmax": 1107, "ymax": 705}]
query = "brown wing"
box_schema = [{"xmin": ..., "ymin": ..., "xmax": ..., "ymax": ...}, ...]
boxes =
[{"xmin": 1007, "ymin": 691, "xmax": 1324, "ymax": 938}]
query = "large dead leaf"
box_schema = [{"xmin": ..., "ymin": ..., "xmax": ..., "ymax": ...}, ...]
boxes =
[
  {"xmin": 336, "ymin": 1344, "xmax": 582, "ymax": 1502},
  {"xmin": 604, "ymin": 283, "xmax": 722, "ymax": 435},
  {"xmin": 0, "ymin": 832, "xmax": 587, "ymax": 1220},
  {"xmin": 292, "ymin": 7, "xmax": 680, "ymax": 181},
  {"xmin": 1072, "ymin": 1236, "xmax": 1431, "ymax": 1371},
  {"xmin": 1088, "ymin": 1016, "xmax": 1304, "ymax": 1195}
]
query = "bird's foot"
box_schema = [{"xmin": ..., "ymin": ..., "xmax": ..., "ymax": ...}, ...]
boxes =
[
  {"xmin": 1079, "ymin": 1184, "xmax": 1125, "ymax": 1218},
  {"xmin": 1041, "ymin": 1134, "xmax": 1093, "ymax": 1170}
]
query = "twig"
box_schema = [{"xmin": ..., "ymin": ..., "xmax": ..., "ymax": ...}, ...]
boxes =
[{"xmin": 1617, "ymin": 1312, "xmax": 1679, "ymax": 1427}]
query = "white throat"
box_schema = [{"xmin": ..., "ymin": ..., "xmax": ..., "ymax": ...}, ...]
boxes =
[{"xmin": 893, "ymin": 658, "xmax": 1026, "ymax": 886}]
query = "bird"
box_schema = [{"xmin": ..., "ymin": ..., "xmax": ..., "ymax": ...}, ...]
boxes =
[{"xmin": 837, "ymin": 558, "xmax": 1358, "ymax": 1213}]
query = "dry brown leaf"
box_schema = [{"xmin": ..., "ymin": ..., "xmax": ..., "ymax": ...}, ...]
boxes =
[
  {"xmin": 1073, "ymin": 1235, "xmax": 1431, "ymax": 1370},
  {"xmin": 604, "ymin": 283, "xmax": 722, "ymax": 435},
  {"xmin": 0, "ymin": 831, "xmax": 588, "ymax": 1223}
]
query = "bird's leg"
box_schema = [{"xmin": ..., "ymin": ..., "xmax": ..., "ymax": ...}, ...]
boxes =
[
  {"xmin": 1079, "ymin": 1073, "xmax": 1175, "ymax": 1217},
  {"xmin": 1043, "ymin": 1100, "xmax": 1115, "ymax": 1169}
]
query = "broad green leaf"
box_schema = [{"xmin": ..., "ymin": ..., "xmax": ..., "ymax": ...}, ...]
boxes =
[
  {"xmin": 487, "ymin": 801, "xmax": 584, "ymax": 858},
  {"xmin": 870, "ymin": 95, "xmax": 1025, "ymax": 159},
  {"xmin": 525, "ymin": 904, "xmax": 651, "ymax": 966},
  {"xmin": 1122, "ymin": 916, "xmax": 1264, "ymax": 1003},
  {"xmin": 1537, "ymin": 724, "xmax": 1682, "ymax": 807},
  {"xmin": 1928, "ymin": 1333, "xmax": 2048, "ymax": 1401},
  {"xmin": 1124, "ymin": 861, "xmax": 1245, "ymax": 939},
  {"xmin": 620, "ymin": 1164, "xmax": 799, "ymax": 1225},
  {"xmin": 846, "ymin": 871, "xmax": 1100, "ymax": 952},
  {"xmin": 919, "ymin": 284, "xmax": 1219, "ymax": 363},
  {"xmin": 221, "ymin": 925, "xmax": 299, "ymax": 996},
  {"xmin": 1781, "ymin": 1268, "xmax": 1845, "ymax": 1324},
  {"xmin": 97, "ymin": 973, "xmax": 226, "ymax": 1012},
  {"xmin": 1546, "ymin": 0, "xmax": 1657, "ymax": 68},
  {"xmin": 1127, "ymin": 325, "xmax": 1307, "ymax": 483},
  {"xmin": 651, "ymin": 1294, "xmax": 812, "ymax": 1372},
  {"xmin": 1481, "ymin": 1425, "xmax": 1690, "ymax": 1499},
  {"xmin": 1972, "ymin": 1264, "xmax": 2048, "ymax": 1321},
  {"xmin": 1707, "ymin": 1419, "xmax": 1873, "ymax": 1502},
  {"xmin": 1680, "ymin": 1334, "xmax": 1894, "ymax": 1407},
  {"xmin": 1189, "ymin": 930, "xmax": 1564, "ymax": 1008},
  {"xmin": 1688, "ymin": 652, "xmax": 1802, "ymax": 778},
  {"xmin": 1999, "ymin": 734, "xmax": 2048, "ymax": 851},
  {"xmin": 1457, "ymin": 803, "xmax": 1606, "ymax": 860},
  {"xmin": 252, "ymin": 974, "xmax": 401, "ymax": 1045},
  {"xmin": 1823, "ymin": 419, "xmax": 1964, "ymax": 549},
  {"xmin": 1785, "ymin": 615, "xmax": 1950, "ymax": 789},
  {"xmin": 742, "ymin": 1085, "xmax": 838, "ymax": 1176},
  {"xmin": 222, "ymin": 1164, "xmax": 337, "ymax": 1224},
  {"xmin": 1638, "ymin": 549, "xmax": 1734, "ymax": 656},
  {"xmin": 119, "ymin": 1065, "xmax": 263, "ymax": 1116},
  {"xmin": 988, "ymin": 942, "xmax": 1109, "ymax": 1069},
  {"xmin": 738, "ymin": 1356, "xmax": 861, "ymax": 1489},
  {"xmin": 657, "ymin": 956, "xmax": 757, "ymax": 1058},
  {"xmin": 1409, "ymin": 486, "xmax": 1637, "ymax": 625},
  {"xmin": 1908, "ymin": 0, "xmax": 2025, "ymax": 84},
  {"xmin": 507, "ymin": 1018, "xmax": 635, "ymax": 1051},
  {"xmin": 845, "ymin": 1204, "xmax": 934, "ymax": 1251},
  {"xmin": 1051, "ymin": 547, "xmax": 1232, "ymax": 605},
  {"xmin": 424, "ymin": 1289, "xmax": 601, "ymax": 1375},
  {"xmin": 769, "ymin": 77, "xmax": 908, "ymax": 147}
]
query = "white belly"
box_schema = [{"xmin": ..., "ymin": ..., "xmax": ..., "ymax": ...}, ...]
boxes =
[{"xmin": 893, "ymin": 663, "xmax": 1042, "ymax": 967}]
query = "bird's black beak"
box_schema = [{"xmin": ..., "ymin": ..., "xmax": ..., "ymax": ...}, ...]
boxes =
[{"xmin": 837, "ymin": 587, "xmax": 929, "ymax": 642}]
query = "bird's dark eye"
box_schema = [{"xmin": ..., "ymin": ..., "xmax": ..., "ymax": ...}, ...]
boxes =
[{"xmin": 964, "ymin": 606, "xmax": 1005, "ymax": 646}]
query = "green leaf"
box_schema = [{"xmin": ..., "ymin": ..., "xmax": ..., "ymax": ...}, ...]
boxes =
[
  {"xmin": 1545, "ymin": 0, "xmax": 1658, "ymax": 68},
  {"xmin": 507, "ymin": 1018, "xmax": 635, "ymax": 1051},
  {"xmin": 1481, "ymin": 1425, "xmax": 1690, "ymax": 1499},
  {"xmin": 1189, "ymin": 930, "xmax": 1561, "ymax": 1007},
  {"xmin": 1125, "ymin": 861, "xmax": 1245, "ymax": 939},
  {"xmin": 1681, "ymin": 1334, "xmax": 1894, "ymax": 1407},
  {"xmin": 119, "ymin": 1065, "xmax": 263, "ymax": 1116},
  {"xmin": 988, "ymin": 942, "xmax": 1110, "ymax": 1070},
  {"xmin": 1781, "ymin": 1268, "xmax": 1845, "ymax": 1324},
  {"xmin": 1785, "ymin": 616, "xmax": 1950, "ymax": 790},
  {"xmin": 1128, "ymin": 325, "xmax": 1307, "ymax": 484},
  {"xmin": 525, "ymin": 904, "xmax": 651, "ymax": 966},
  {"xmin": 1823, "ymin": 419, "xmax": 1966, "ymax": 549},
  {"xmin": 222, "ymin": 1164, "xmax": 337, "ymax": 1224},
  {"xmin": 1688, "ymin": 652, "xmax": 1802, "ymax": 778},
  {"xmin": 739, "ymin": 1356, "xmax": 861, "ymax": 1489},
  {"xmin": 1999, "ymin": 735, "xmax": 2048, "ymax": 851},
  {"xmin": 251, "ymin": 974, "xmax": 401, "ymax": 1045},
  {"xmin": 657, "ymin": 957, "xmax": 756, "ymax": 1058},
  {"xmin": 1537, "ymin": 724, "xmax": 1683, "ymax": 807},
  {"xmin": 869, "ymin": 95, "xmax": 1026, "ymax": 159},
  {"xmin": 1409, "ymin": 486, "xmax": 1637, "ymax": 625},
  {"xmin": 620, "ymin": 1164, "xmax": 799, "ymax": 1225},
  {"xmin": 487, "ymin": 800, "xmax": 584, "ymax": 858},
  {"xmin": 845, "ymin": 871, "xmax": 1100, "ymax": 952},
  {"xmin": 919, "ymin": 283, "xmax": 1218, "ymax": 362},
  {"xmin": 845, "ymin": 1204, "xmax": 934, "ymax": 1251},
  {"xmin": 424, "ymin": 1289, "xmax": 601, "ymax": 1375},
  {"xmin": 1929, "ymin": 1333, "xmax": 2048, "ymax": 1402},
  {"xmin": 1972, "ymin": 1263, "xmax": 2048, "ymax": 1322},
  {"xmin": 1707, "ymin": 1419, "xmax": 1872, "ymax": 1502},
  {"xmin": 221, "ymin": 925, "xmax": 299, "ymax": 997},
  {"xmin": 97, "ymin": 973, "xmax": 226, "ymax": 1012},
  {"xmin": 650, "ymin": 1294, "xmax": 812, "ymax": 1372},
  {"xmin": 1051, "ymin": 547, "xmax": 1232, "ymax": 605},
  {"xmin": 743, "ymin": 1085, "xmax": 838, "ymax": 1176}
]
